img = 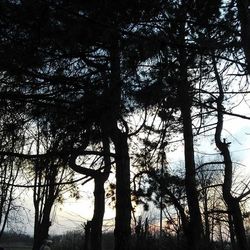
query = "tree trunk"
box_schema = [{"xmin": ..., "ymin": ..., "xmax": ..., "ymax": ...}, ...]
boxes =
[
  {"xmin": 213, "ymin": 56, "xmax": 248, "ymax": 250},
  {"xmin": 84, "ymin": 221, "xmax": 91, "ymax": 250},
  {"xmin": 33, "ymin": 168, "xmax": 42, "ymax": 250},
  {"xmin": 228, "ymin": 214, "xmax": 237, "ymax": 250},
  {"xmin": 89, "ymin": 134, "xmax": 112, "ymax": 250},
  {"xmin": 177, "ymin": 25, "xmax": 203, "ymax": 249},
  {"xmin": 36, "ymin": 205, "xmax": 52, "ymax": 250},
  {"xmin": 90, "ymin": 177, "xmax": 105, "ymax": 250},
  {"xmin": 236, "ymin": 0, "xmax": 250, "ymax": 74},
  {"xmin": 226, "ymin": 199, "xmax": 248, "ymax": 250},
  {"xmin": 68, "ymin": 133, "xmax": 111, "ymax": 250},
  {"xmin": 171, "ymin": 9, "xmax": 204, "ymax": 248},
  {"xmin": 33, "ymin": 164, "xmax": 57, "ymax": 250},
  {"xmin": 108, "ymin": 30, "xmax": 131, "ymax": 250},
  {"xmin": 33, "ymin": 200, "xmax": 53, "ymax": 250},
  {"xmin": 179, "ymin": 94, "xmax": 203, "ymax": 250},
  {"xmin": 112, "ymin": 129, "xmax": 131, "ymax": 250}
]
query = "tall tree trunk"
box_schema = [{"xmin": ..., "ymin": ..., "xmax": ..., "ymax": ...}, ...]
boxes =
[
  {"xmin": 108, "ymin": 31, "xmax": 131, "ymax": 250},
  {"xmin": 213, "ymin": 56, "xmax": 248, "ymax": 250},
  {"xmin": 177, "ymin": 21, "xmax": 203, "ymax": 249},
  {"xmin": 236, "ymin": 0, "xmax": 250, "ymax": 74},
  {"xmin": 179, "ymin": 90, "xmax": 203, "ymax": 250}
]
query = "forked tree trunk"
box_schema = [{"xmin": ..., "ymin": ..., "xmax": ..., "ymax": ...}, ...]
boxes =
[
  {"xmin": 33, "ymin": 199, "xmax": 54, "ymax": 250},
  {"xmin": 33, "ymin": 166, "xmax": 57, "ymax": 250},
  {"xmin": 69, "ymin": 135, "xmax": 111, "ymax": 250},
  {"xmin": 90, "ymin": 135, "xmax": 111, "ymax": 250},
  {"xmin": 34, "ymin": 202, "xmax": 53, "ymax": 250}
]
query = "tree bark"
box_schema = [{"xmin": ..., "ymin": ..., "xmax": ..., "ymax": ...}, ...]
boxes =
[
  {"xmin": 108, "ymin": 30, "xmax": 131, "ymax": 250},
  {"xmin": 213, "ymin": 56, "xmax": 248, "ymax": 250},
  {"xmin": 90, "ymin": 177, "xmax": 105, "ymax": 250},
  {"xmin": 34, "ymin": 201, "xmax": 53, "ymax": 250},
  {"xmin": 84, "ymin": 221, "xmax": 91, "ymax": 250},
  {"xmin": 90, "ymin": 135, "xmax": 111, "ymax": 250},
  {"xmin": 33, "ymin": 198, "xmax": 54, "ymax": 250},
  {"xmin": 33, "ymin": 167, "xmax": 57, "ymax": 250},
  {"xmin": 236, "ymin": 0, "xmax": 250, "ymax": 74},
  {"xmin": 179, "ymin": 89, "xmax": 204, "ymax": 250},
  {"xmin": 228, "ymin": 214, "xmax": 237, "ymax": 250},
  {"xmin": 177, "ymin": 20, "xmax": 203, "ymax": 249},
  {"xmin": 112, "ymin": 129, "xmax": 131, "ymax": 250}
]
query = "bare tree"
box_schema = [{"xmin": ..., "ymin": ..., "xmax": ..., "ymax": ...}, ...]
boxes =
[
  {"xmin": 0, "ymin": 118, "xmax": 24, "ymax": 238},
  {"xmin": 213, "ymin": 54, "xmax": 248, "ymax": 250}
]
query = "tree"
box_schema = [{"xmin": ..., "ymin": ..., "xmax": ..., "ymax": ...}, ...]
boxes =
[
  {"xmin": 68, "ymin": 136, "xmax": 113, "ymax": 250},
  {"xmin": 213, "ymin": 54, "xmax": 248, "ymax": 250},
  {"xmin": 1, "ymin": 1, "xmax": 250, "ymax": 250},
  {"xmin": 31, "ymin": 127, "xmax": 71, "ymax": 250},
  {"xmin": 0, "ymin": 102, "xmax": 26, "ymax": 238}
]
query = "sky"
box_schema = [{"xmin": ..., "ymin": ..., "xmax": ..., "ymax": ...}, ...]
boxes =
[
  {"xmin": 11, "ymin": 114, "xmax": 249, "ymax": 237},
  {"xmin": 51, "ymin": 110, "xmax": 250, "ymax": 236},
  {"xmin": 5, "ymin": 76, "xmax": 250, "ymax": 237}
]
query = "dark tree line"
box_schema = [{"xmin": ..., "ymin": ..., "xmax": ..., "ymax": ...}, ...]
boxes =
[{"xmin": 0, "ymin": 1, "xmax": 250, "ymax": 250}]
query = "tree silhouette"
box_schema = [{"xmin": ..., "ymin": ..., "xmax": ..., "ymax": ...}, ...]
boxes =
[{"xmin": 1, "ymin": 1, "xmax": 250, "ymax": 250}]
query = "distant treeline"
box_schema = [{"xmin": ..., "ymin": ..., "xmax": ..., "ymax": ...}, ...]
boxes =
[{"xmin": 0, "ymin": 232, "xmax": 32, "ymax": 244}]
